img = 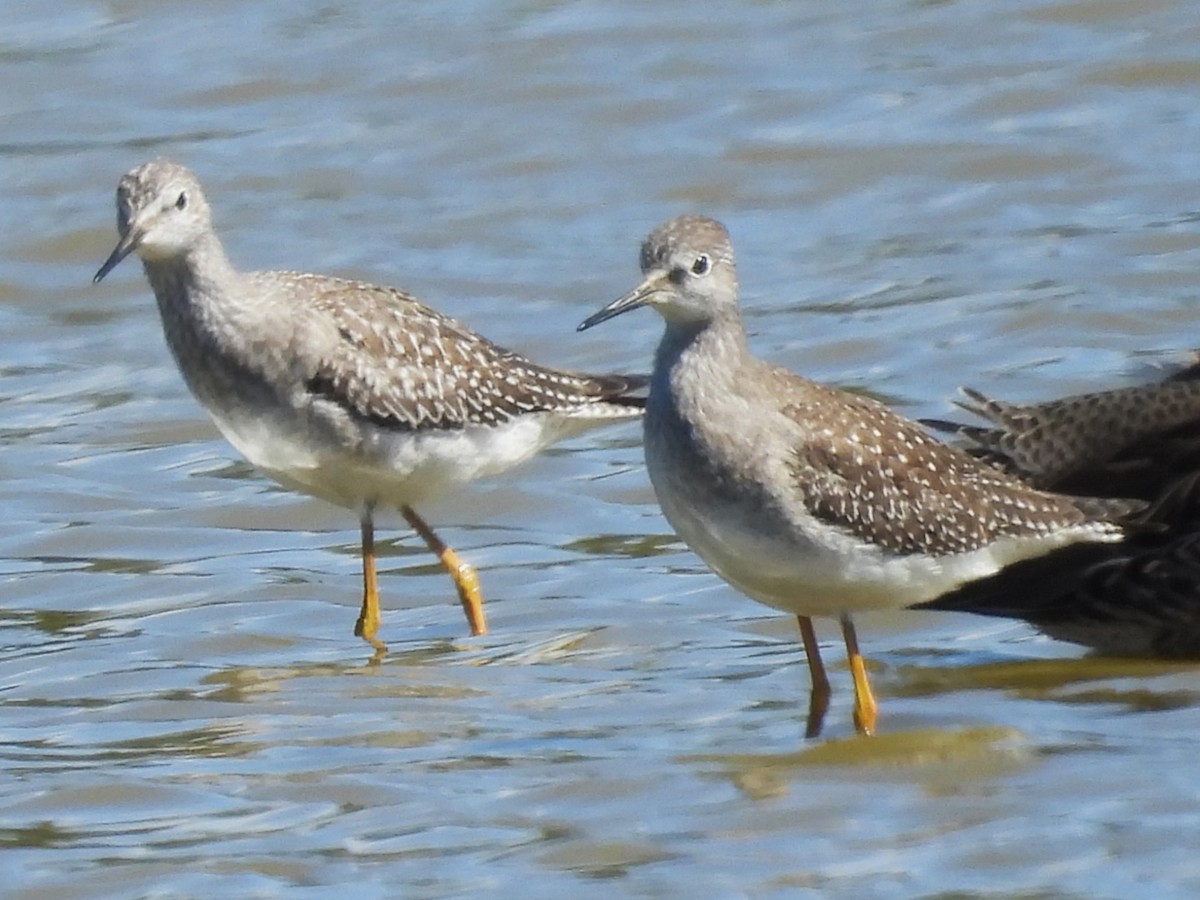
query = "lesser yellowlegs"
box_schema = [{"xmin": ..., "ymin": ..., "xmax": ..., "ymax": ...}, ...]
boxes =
[
  {"xmin": 579, "ymin": 215, "xmax": 1139, "ymax": 735},
  {"xmin": 94, "ymin": 159, "xmax": 645, "ymax": 653}
]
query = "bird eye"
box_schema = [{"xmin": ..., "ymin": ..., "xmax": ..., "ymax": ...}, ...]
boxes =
[
  {"xmin": 175, "ymin": 192, "xmax": 188, "ymax": 210},
  {"xmin": 691, "ymin": 254, "xmax": 710, "ymax": 276}
]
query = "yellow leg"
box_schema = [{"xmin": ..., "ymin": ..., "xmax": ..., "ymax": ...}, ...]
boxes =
[
  {"xmin": 402, "ymin": 505, "xmax": 488, "ymax": 637},
  {"xmin": 354, "ymin": 511, "xmax": 387, "ymax": 653},
  {"xmin": 798, "ymin": 615, "xmax": 830, "ymax": 739},
  {"xmin": 840, "ymin": 613, "xmax": 877, "ymax": 737}
]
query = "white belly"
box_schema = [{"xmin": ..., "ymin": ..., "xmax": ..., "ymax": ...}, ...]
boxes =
[
  {"xmin": 648, "ymin": 443, "xmax": 1115, "ymax": 620},
  {"xmin": 207, "ymin": 405, "xmax": 578, "ymax": 511}
]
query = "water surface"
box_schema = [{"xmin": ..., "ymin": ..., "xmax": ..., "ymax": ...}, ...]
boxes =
[{"xmin": 4, "ymin": 0, "xmax": 1200, "ymax": 896}]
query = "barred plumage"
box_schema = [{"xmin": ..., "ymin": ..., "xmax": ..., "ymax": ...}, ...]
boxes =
[
  {"xmin": 919, "ymin": 361, "xmax": 1200, "ymax": 658},
  {"xmin": 925, "ymin": 361, "xmax": 1200, "ymax": 500}
]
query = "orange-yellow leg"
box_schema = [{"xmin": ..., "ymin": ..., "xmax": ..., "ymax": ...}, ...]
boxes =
[
  {"xmin": 401, "ymin": 505, "xmax": 488, "ymax": 637},
  {"xmin": 797, "ymin": 615, "xmax": 831, "ymax": 739},
  {"xmin": 840, "ymin": 613, "xmax": 877, "ymax": 737},
  {"xmin": 354, "ymin": 512, "xmax": 387, "ymax": 653}
]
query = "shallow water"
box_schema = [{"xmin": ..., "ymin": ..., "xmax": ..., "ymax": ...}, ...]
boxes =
[{"xmin": 5, "ymin": 0, "xmax": 1200, "ymax": 896}]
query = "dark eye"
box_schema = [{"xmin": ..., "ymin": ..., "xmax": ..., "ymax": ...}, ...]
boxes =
[
  {"xmin": 175, "ymin": 192, "xmax": 188, "ymax": 210},
  {"xmin": 691, "ymin": 254, "xmax": 710, "ymax": 275}
]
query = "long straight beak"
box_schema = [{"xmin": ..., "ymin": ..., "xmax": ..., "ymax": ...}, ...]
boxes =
[
  {"xmin": 93, "ymin": 230, "xmax": 140, "ymax": 284},
  {"xmin": 577, "ymin": 271, "xmax": 668, "ymax": 331}
]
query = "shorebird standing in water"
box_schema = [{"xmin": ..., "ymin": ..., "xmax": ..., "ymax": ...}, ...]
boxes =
[
  {"xmin": 94, "ymin": 159, "xmax": 645, "ymax": 653},
  {"xmin": 580, "ymin": 215, "xmax": 1143, "ymax": 735}
]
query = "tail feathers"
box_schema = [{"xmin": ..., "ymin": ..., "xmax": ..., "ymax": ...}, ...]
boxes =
[
  {"xmin": 952, "ymin": 386, "xmax": 1022, "ymax": 425},
  {"xmin": 920, "ymin": 387, "xmax": 1024, "ymax": 472},
  {"xmin": 921, "ymin": 386, "xmax": 1013, "ymax": 437}
]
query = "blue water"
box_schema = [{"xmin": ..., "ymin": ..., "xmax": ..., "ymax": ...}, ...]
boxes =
[{"xmin": 4, "ymin": 0, "xmax": 1200, "ymax": 896}]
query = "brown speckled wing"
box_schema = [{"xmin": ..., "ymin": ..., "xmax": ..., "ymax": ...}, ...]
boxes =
[
  {"xmin": 943, "ymin": 379, "xmax": 1200, "ymax": 499},
  {"xmin": 784, "ymin": 384, "xmax": 1122, "ymax": 556},
  {"xmin": 279, "ymin": 274, "xmax": 641, "ymax": 432}
]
